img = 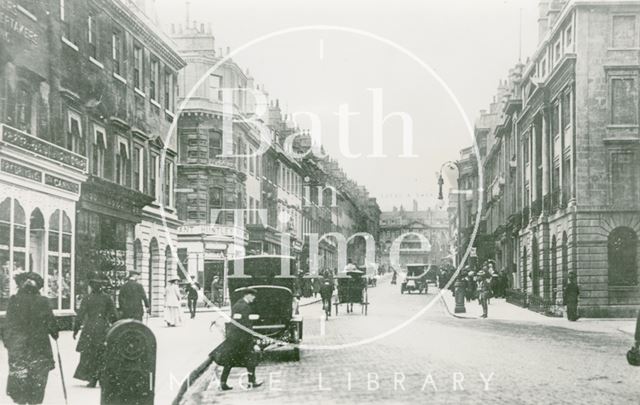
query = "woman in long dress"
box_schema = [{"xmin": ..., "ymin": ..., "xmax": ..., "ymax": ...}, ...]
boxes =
[
  {"xmin": 73, "ymin": 277, "xmax": 118, "ymax": 387},
  {"xmin": 3, "ymin": 272, "xmax": 59, "ymax": 404},
  {"xmin": 164, "ymin": 278, "xmax": 183, "ymax": 327}
]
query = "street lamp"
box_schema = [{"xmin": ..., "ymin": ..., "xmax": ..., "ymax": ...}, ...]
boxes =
[{"xmin": 437, "ymin": 160, "xmax": 466, "ymax": 314}]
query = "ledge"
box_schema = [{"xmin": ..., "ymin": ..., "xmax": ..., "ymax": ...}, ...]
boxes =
[
  {"xmin": 61, "ymin": 36, "xmax": 79, "ymax": 52},
  {"xmin": 134, "ymin": 87, "xmax": 146, "ymax": 98},
  {"xmin": 17, "ymin": 5, "xmax": 37, "ymax": 21},
  {"xmin": 150, "ymin": 99, "xmax": 162, "ymax": 109},
  {"xmin": 113, "ymin": 72, "xmax": 127, "ymax": 84},
  {"xmin": 89, "ymin": 56, "xmax": 104, "ymax": 69}
]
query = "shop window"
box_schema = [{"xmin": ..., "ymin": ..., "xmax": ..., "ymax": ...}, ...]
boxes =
[
  {"xmin": 148, "ymin": 238, "xmax": 159, "ymax": 300},
  {"xmin": 608, "ymin": 227, "xmax": 638, "ymax": 286},
  {"xmin": 0, "ymin": 199, "xmax": 26, "ymax": 312},
  {"xmin": 610, "ymin": 76, "xmax": 638, "ymax": 125},
  {"xmin": 208, "ymin": 130, "xmax": 222, "ymax": 159},
  {"xmin": 92, "ymin": 124, "xmax": 106, "ymax": 177}
]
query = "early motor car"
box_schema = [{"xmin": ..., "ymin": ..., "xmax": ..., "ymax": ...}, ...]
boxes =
[
  {"xmin": 226, "ymin": 255, "xmax": 303, "ymax": 361},
  {"xmin": 401, "ymin": 264, "xmax": 429, "ymax": 294}
]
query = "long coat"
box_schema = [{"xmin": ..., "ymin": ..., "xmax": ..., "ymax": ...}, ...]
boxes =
[
  {"xmin": 164, "ymin": 283, "xmax": 182, "ymax": 307},
  {"xmin": 564, "ymin": 283, "xmax": 579, "ymax": 304},
  {"xmin": 73, "ymin": 291, "xmax": 118, "ymax": 382},
  {"xmin": 118, "ymin": 280, "xmax": 150, "ymax": 320},
  {"xmin": 3, "ymin": 288, "xmax": 59, "ymax": 404},
  {"xmin": 210, "ymin": 298, "xmax": 257, "ymax": 368}
]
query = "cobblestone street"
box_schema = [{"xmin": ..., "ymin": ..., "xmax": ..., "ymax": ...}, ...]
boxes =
[{"xmin": 181, "ymin": 277, "xmax": 638, "ymax": 405}]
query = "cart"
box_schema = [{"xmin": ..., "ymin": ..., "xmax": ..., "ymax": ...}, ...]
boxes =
[
  {"xmin": 333, "ymin": 270, "xmax": 369, "ymax": 315},
  {"xmin": 401, "ymin": 264, "xmax": 429, "ymax": 294}
]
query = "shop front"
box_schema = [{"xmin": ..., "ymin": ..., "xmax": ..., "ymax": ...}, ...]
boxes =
[
  {"xmin": 0, "ymin": 123, "xmax": 88, "ymax": 317},
  {"xmin": 75, "ymin": 177, "xmax": 153, "ymax": 303},
  {"xmin": 177, "ymin": 223, "xmax": 246, "ymax": 306}
]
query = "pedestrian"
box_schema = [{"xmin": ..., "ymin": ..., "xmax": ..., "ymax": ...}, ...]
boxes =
[
  {"xmin": 118, "ymin": 270, "xmax": 150, "ymax": 321},
  {"xmin": 73, "ymin": 274, "xmax": 118, "ymax": 387},
  {"xmin": 211, "ymin": 276, "xmax": 222, "ymax": 307},
  {"xmin": 2, "ymin": 272, "xmax": 59, "ymax": 404},
  {"xmin": 635, "ymin": 309, "xmax": 640, "ymax": 350},
  {"xmin": 210, "ymin": 288, "xmax": 263, "ymax": 391},
  {"xmin": 320, "ymin": 277, "xmax": 334, "ymax": 319},
  {"xmin": 186, "ymin": 276, "xmax": 200, "ymax": 319},
  {"xmin": 164, "ymin": 277, "xmax": 183, "ymax": 327},
  {"xmin": 477, "ymin": 270, "xmax": 491, "ymax": 318},
  {"xmin": 564, "ymin": 272, "xmax": 580, "ymax": 321}
]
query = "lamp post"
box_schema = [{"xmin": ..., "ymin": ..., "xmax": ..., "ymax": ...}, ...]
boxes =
[{"xmin": 437, "ymin": 161, "xmax": 466, "ymax": 313}]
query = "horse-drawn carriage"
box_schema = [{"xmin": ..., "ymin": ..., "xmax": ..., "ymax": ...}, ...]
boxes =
[
  {"xmin": 226, "ymin": 255, "xmax": 302, "ymax": 361},
  {"xmin": 401, "ymin": 264, "xmax": 429, "ymax": 294},
  {"xmin": 333, "ymin": 269, "xmax": 369, "ymax": 315}
]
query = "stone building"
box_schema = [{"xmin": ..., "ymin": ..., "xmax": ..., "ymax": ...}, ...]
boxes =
[
  {"xmin": 0, "ymin": 0, "xmax": 185, "ymax": 316},
  {"xmin": 461, "ymin": 0, "xmax": 640, "ymax": 317},
  {"xmin": 379, "ymin": 203, "xmax": 450, "ymax": 269}
]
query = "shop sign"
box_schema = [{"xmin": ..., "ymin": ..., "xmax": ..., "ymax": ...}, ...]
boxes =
[
  {"xmin": 0, "ymin": 0, "xmax": 39, "ymax": 46},
  {"xmin": 45, "ymin": 174, "xmax": 79, "ymax": 194},
  {"xmin": 1, "ymin": 158, "xmax": 41, "ymax": 182},
  {"xmin": 1, "ymin": 124, "xmax": 88, "ymax": 172}
]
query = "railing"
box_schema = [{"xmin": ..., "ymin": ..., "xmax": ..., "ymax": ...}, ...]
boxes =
[
  {"xmin": 0, "ymin": 123, "xmax": 88, "ymax": 172},
  {"xmin": 527, "ymin": 294, "xmax": 561, "ymax": 316},
  {"xmin": 506, "ymin": 288, "xmax": 528, "ymax": 308}
]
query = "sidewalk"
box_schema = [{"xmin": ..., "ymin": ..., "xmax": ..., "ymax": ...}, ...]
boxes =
[
  {"xmin": 438, "ymin": 288, "xmax": 637, "ymax": 337},
  {"xmin": 0, "ymin": 309, "xmax": 227, "ymax": 405}
]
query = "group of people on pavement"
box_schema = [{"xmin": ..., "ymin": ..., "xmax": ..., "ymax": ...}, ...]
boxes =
[{"xmin": 1, "ymin": 269, "xmax": 205, "ymax": 404}]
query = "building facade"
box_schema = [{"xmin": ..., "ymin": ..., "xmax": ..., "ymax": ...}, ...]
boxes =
[
  {"xmin": 0, "ymin": 0, "xmax": 185, "ymax": 316},
  {"xmin": 460, "ymin": 0, "xmax": 640, "ymax": 317},
  {"xmin": 379, "ymin": 204, "xmax": 450, "ymax": 269}
]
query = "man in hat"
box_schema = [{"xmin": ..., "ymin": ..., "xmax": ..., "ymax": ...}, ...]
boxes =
[
  {"xmin": 477, "ymin": 270, "xmax": 491, "ymax": 318},
  {"xmin": 118, "ymin": 270, "xmax": 150, "ymax": 321},
  {"xmin": 212, "ymin": 288, "xmax": 263, "ymax": 391},
  {"xmin": 564, "ymin": 271, "xmax": 579, "ymax": 321},
  {"xmin": 185, "ymin": 276, "xmax": 200, "ymax": 319}
]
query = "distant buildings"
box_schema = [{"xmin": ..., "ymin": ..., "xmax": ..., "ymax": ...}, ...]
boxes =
[
  {"xmin": 454, "ymin": 0, "xmax": 640, "ymax": 317},
  {"xmin": 169, "ymin": 21, "xmax": 380, "ymax": 304},
  {"xmin": 379, "ymin": 202, "xmax": 450, "ymax": 269}
]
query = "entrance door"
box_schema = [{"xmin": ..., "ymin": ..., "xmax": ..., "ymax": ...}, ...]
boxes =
[{"xmin": 204, "ymin": 261, "xmax": 224, "ymax": 306}]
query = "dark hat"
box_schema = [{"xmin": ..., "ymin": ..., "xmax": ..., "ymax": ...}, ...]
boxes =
[
  {"xmin": 128, "ymin": 270, "xmax": 142, "ymax": 276},
  {"xmin": 14, "ymin": 272, "xmax": 44, "ymax": 290},
  {"xmin": 240, "ymin": 287, "xmax": 258, "ymax": 296},
  {"xmin": 168, "ymin": 277, "xmax": 181, "ymax": 283}
]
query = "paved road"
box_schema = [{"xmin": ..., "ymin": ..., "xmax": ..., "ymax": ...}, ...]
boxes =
[{"xmin": 181, "ymin": 279, "xmax": 638, "ymax": 405}]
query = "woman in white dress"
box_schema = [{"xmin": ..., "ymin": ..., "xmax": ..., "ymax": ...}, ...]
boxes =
[{"xmin": 164, "ymin": 278, "xmax": 183, "ymax": 327}]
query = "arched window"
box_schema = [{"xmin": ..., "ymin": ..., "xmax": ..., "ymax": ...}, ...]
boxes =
[
  {"xmin": 29, "ymin": 208, "xmax": 45, "ymax": 277},
  {"xmin": 551, "ymin": 236, "xmax": 558, "ymax": 301},
  {"xmin": 47, "ymin": 210, "xmax": 72, "ymax": 310},
  {"xmin": 164, "ymin": 245, "xmax": 175, "ymax": 285},
  {"xmin": 608, "ymin": 227, "xmax": 638, "ymax": 286},
  {"xmin": 148, "ymin": 238, "xmax": 159, "ymax": 301}
]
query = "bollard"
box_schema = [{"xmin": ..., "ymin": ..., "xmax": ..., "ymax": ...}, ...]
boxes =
[
  {"xmin": 101, "ymin": 320, "xmax": 156, "ymax": 405},
  {"xmin": 454, "ymin": 279, "xmax": 466, "ymax": 313}
]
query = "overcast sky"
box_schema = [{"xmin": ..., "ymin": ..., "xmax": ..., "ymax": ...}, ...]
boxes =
[{"xmin": 155, "ymin": 0, "xmax": 539, "ymax": 211}]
